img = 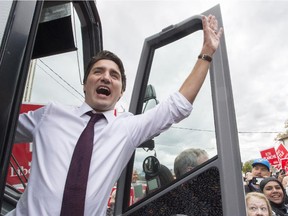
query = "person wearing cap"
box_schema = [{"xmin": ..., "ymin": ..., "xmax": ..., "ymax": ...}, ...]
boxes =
[
  {"xmin": 245, "ymin": 158, "xmax": 271, "ymax": 194},
  {"xmin": 260, "ymin": 177, "xmax": 288, "ymax": 216}
]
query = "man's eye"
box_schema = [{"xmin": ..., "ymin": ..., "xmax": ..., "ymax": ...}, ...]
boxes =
[{"xmin": 111, "ymin": 72, "xmax": 120, "ymax": 79}]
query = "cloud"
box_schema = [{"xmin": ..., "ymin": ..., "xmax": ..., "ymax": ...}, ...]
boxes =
[{"xmin": 98, "ymin": 1, "xmax": 288, "ymax": 166}]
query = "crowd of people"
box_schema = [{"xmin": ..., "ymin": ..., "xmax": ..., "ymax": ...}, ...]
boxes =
[
  {"xmin": 118, "ymin": 151, "xmax": 288, "ymax": 216},
  {"xmin": 108, "ymin": 149, "xmax": 288, "ymax": 215},
  {"xmin": 244, "ymin": 158, "xmax": 288, "ymax": 216},
  {"xmin": 124, "ymin": 154, "xmax": 288, "ymax": 216}
]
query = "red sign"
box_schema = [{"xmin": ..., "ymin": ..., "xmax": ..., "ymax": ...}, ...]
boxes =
[
  {"xmin": 6, "ymin": 103, "xmax": 43, "ymax": 191},
  {"xmin": 281, "ymin": 158, "xmax": 288, "ymax": 172},
  {"xmin": 276, "ymin": 143, "xmax": 288, "ymax": 159},
  {"xmin": 260, "ymin": 147, "xmax": 279, "ymax": 165}
]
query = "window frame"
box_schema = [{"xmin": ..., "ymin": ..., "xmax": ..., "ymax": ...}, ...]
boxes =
[{"xmin": 114, "ymin": 5, "xmax": 246, "ymax": 215}]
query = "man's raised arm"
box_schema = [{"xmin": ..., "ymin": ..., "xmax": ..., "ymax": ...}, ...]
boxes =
[{"xmin": 179, "ymin": 15, "xmax": 223, "ymax": 104}]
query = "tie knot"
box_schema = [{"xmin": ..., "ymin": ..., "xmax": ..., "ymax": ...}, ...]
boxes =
[{"xmin": 86, "ymin": 111, "xmax": 104, "ymax": 123}]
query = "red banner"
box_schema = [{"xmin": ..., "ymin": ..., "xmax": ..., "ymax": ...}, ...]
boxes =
[
  {"xmin": 276, "ymin": 143, "xmax": 288, "ymax": 159},
  {"xmin": 7, "ymin": 103, "xmax": 43, "ymax": 191},
  {"xmin": 260, "ymin": 147, "xmax": 279, "ymax": 165},
  {"xmin": 281, "ymin": 158, "xmax": 288, "ymax": 172}
]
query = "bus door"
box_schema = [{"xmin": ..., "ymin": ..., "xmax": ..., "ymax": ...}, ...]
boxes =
[
  {"xmin": 0, "ymin": 1, "xmax": 102, "ymax": 214},
  {"xmin": 114, "ymin": 5, "xmax": 246, "ymax": 216}
]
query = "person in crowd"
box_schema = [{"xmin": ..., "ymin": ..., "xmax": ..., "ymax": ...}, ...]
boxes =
[
  {"xmin": 145, "ymin": 164, "xmax": 174, "ymax": 194},
  {"xmin": 245, "ymin": 192, "xmax": 273, "ymax": 216},
  {"xmin": 244, "ymin": 172, "xmax": 253, "ymax": 185},
  {"xmin": 276, "ymin": 169, "xmax": 286, "ymax": 185},
  {"xmin": 131, "ymin": 169, "xmax": 145, "ymax": 203},
  {"xmin": 107, "ymin": 169, "xmax": 141, "ymax": 215},
  {"xmin": 245, "ymin": 158, "xmax": 271, "ymax": 194},
  {"xmin": 9, "ymin": 15, "xmax": 223, "ymax": 216},
  {"xmin": 132, "ymin": 170, "xmax": 139, "ymax": 184},
  {"xmin": 174, "ymin": 148, "xmax": 209, "ymax": 179},
  {"xmin": 282, "ymin": 176, "xmax": 288, "ymax": 194},
  {"xmin": 260, "ymin": 177, "xmax": 288, "ymax": 216}
]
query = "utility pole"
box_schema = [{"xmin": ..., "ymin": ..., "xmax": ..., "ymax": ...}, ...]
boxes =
[{"xmin": 23, "ymin": 59, "xmax": 37, "ymax": 102}]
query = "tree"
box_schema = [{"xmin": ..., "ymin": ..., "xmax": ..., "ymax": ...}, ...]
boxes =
[{"xmin": 242, "ymin": 160, "xmax": 254, "ymax": 174}]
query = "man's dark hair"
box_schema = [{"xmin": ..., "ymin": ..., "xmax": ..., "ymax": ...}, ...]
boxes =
[{"xmin": 83, "ymin": 50, "xmax": 126, "ymax": 92}]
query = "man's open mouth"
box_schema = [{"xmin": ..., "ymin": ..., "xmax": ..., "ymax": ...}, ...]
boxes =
[{"xmin": 96, "ymin": 86, "xmax": 111, "ymax": 96}]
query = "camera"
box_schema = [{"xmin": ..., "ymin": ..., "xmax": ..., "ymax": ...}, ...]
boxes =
[{"xmin": 252, "ymin": 177, "xmax": 264, "ymax": 185}]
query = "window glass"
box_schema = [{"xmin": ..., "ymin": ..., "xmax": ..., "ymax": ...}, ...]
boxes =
[{"xmin": 131, "ymin": 30, "xmax": 217, "ymax": 204}]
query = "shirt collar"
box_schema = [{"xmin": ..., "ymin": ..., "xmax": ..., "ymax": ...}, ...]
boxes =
[{"xmin": 77, "ymin": 102, "xmax": 116, "ymax": 123}]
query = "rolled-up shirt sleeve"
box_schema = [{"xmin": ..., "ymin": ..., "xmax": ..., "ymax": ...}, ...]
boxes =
[{"xmin": 168, "ymin": 91, "xmax": 193, "ymax": 123}]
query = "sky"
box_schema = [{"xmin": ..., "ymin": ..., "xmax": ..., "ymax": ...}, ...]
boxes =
[{"xmin": 95, "ymin": 0, "xmax": 288, "ymax": 164}]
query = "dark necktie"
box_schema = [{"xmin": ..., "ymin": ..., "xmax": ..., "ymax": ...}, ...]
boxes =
[{"xmin": 60, "ymin": 111, "xmax": 104, "ymax": 216}]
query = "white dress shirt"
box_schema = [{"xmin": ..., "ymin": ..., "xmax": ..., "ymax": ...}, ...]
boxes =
[{"xmin": 8, "ymin": 91, "xmax": 192, "ymax": 216}]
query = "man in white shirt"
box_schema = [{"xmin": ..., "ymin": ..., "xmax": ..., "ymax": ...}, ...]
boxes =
[{"xmin": 9, "ymin": 15, "xmax": 222, "ymax": 216}]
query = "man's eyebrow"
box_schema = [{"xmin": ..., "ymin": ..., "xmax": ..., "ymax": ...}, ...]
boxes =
[
  {"xmin": 110, "ymin": 68, "xmax": 121, "ymax": 75},
  {"xmin": 92, "ymin": 66, "xmax": 105, "ymax": 71},
  {"xmin": 92, "ymin": 66, "xmax": 120, "ymax": 74}
]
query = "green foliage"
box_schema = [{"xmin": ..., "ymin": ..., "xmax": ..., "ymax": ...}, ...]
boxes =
[{"xmin": 242, "ymin": 160, "xmax": 254, "ymax": 173}]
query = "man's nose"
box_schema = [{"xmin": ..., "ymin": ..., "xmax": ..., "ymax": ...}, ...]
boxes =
[
  {"xmin": 101, "ymin": 71, "xmax": 111, "ymax": 83},
  {"xmin": 256, "ymin": 171, "xmax": 262, "ymax": 175}
]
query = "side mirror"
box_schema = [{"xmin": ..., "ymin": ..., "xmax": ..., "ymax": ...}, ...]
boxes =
[
  {"xmin": 143, "ymin": 156, "xmax": 160, "ymax": 177},
  {"xmin": 142, "ymin": 84, "xmax": 158, "ymax": 113},
  {"xmin": 143, "ymin": 84, "xmax": 157, "ymax": 102}
]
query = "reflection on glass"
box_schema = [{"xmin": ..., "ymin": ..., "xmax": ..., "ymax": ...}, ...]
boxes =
[{"xmin": 132, "ymin": 30, "xmax": 217, "ymax": 204}]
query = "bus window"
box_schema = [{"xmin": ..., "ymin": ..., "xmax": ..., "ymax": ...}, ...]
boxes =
[{"xmin": 130, "ymin": 29, "xmax": 217, "ymax": 205}]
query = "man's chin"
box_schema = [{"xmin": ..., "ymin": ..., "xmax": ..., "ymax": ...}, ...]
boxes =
[{"xmin": 92, "ymin": 103, "xmax": 116, "ymax": 112}]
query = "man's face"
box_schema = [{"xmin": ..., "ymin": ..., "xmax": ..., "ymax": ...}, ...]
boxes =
[
  {"xmin": 84, "ymin": 59, "xmax": 123, "ymax": 112},
  {"xmin": 252, "ymin": 164, "xmax": 269, "ymax": 178}
]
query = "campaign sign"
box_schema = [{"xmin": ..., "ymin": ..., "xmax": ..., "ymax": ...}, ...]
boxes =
[
  {"xmin": 260, "ymin": 147, "xmax": 279, "ymax": 165},
  {"xmin": 276, "ymin": 143, "xmax": 288, "ymax": 159},
  {"xmin": 281, "ymin": 158, "xmax": 288, "ymax": 172}
]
